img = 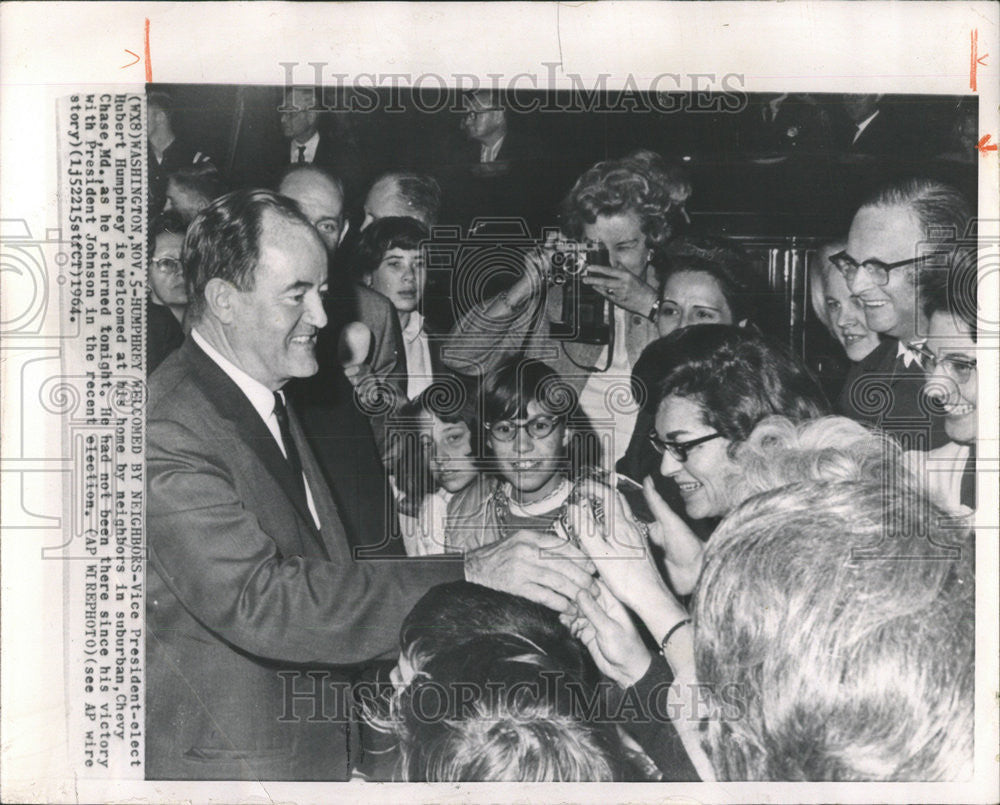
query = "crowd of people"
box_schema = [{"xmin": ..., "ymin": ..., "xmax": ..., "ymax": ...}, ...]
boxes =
[{"xmin": 145, "ymin": 86, "xmax": 979, "ymax": 783}]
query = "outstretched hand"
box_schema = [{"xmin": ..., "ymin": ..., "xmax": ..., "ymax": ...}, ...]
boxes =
[
  {"xmin": 562, "ymin": 579, "xmax": 652, "ymax": 689},
  {"xmin": 464, "ymin": 529, "xmax": 597, "ymax": 614},
  {"xmin": 643, "ymin": 476, "xmax": 706, "ymax": 596}
]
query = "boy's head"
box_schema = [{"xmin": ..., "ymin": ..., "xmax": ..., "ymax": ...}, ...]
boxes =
[
  {"xmin": 394, "ymin": 581, "xmax": 599, "ymax": 691},
  {"xmin": 393, "ymin": 632, "xmax": 619, "ymax": 781}
]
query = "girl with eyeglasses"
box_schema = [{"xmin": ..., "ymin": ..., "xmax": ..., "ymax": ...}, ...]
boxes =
[{"xmin": 442, "ymin": 359, "xmax": 600, "ymax": 552}]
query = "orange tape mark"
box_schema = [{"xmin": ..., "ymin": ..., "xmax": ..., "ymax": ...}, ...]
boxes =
[{"xmin": 144, "ymin": 18, "xmax": 152, "ymax": 83}]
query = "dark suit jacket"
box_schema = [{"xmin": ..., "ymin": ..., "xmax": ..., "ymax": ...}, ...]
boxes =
[
  {"xmin": 839, "ymin": 109, "xmax": 905, "ymax": 155},
  {"xmin": 146, "ymin": 300, "xmax": 184, "ymax": 376},
  {"xmin": 836, "ymin": 337, "xmax": 949, "ymax": 450},
  {"xmin": 290, "ymin": 285, "xmax": 407, "ymax": 558},
  {"xmin": 146, "ymin": 339, "xmax": 464, "ymax": 780},
  {"xmin": 283, "ymin": 132, "xmax": 369, "ymax": 209}
]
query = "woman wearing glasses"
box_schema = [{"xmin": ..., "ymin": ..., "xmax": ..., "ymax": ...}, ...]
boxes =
[
  {"xmin": 442, "ymin": 359, "xmax": 598, "ymax": 552},
  {"xmin": 912, "ymin": 259, "xmax": 978, "ymax": 513}
]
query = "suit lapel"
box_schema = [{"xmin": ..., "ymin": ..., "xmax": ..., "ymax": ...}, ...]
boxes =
[{"xmin": 183, "ymin": 340, "xmax": 325, "ymax": 544}]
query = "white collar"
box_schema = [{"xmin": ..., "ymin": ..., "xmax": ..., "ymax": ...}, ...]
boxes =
[
  {"xmin": 853, "ymin": 109, "xmax": 880, "ymax": 140},
  {"xmin": 401, "ymin": 310, "xmax": 425, "ymax": 342},
  {"xmin": 502, "ymin": 477, "xmax": 572, "ymax": 517},
  {"xmin": 897, "ymin": 337, "xmax": 927, "ymax": 369},
  {"xmin": 191, "ymin": 328, "xmax": 280, "ymax": 425}
]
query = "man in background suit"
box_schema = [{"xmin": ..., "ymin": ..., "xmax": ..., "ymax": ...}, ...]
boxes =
[
  {"xmin": 278, "ymin": 165, "xmax": 406, "ymax": 555},
  {"xmin": 146, "ymin": 189, "xmax": 596, "ymax": 780},
  {"xmin": 279, "ymin": 86, "xmax": 367, "ymax": 204}
]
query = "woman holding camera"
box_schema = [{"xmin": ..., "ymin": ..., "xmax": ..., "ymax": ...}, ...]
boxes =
[{"xmin": 443, "ymin": 151, "xmax": 691, "ymax": 464}]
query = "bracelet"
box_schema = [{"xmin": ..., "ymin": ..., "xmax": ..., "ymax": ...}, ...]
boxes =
[{"xmin": 659, "ymin": 618, "xmax": 692, "ymax": 652}]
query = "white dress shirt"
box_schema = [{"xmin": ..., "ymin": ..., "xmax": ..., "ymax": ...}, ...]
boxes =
[
  {"xmin": 480, "ymin": 135, "xmax": 506, "ymax": 163},
  {"xmin": 401, "ymin": 311, "xmax": 433, "ymax": 399},
  {"xmin": 290, "ymin": 130, "xmax": 321, "ymax": 164},
  {"xmin": 191, "ymin": 328, "xmax": 321, "ymax": 528},
  {"xmin": 852, "ymin": 110, "xmax": 880, "ymax": 144}
]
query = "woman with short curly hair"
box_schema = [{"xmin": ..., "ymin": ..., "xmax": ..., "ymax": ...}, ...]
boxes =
[{"xmin": 444, "ymin": 150, "xmax": 692, "ymax": 466}]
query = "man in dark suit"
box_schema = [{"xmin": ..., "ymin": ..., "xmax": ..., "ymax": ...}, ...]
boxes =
[
  {"xmin": 837, "ymin": 94, "xmax": 905, "ymax": 155},
  {"xmin": 278, "ymin": 165, "xmax": 406, "ymax": 555},
  {"xmin": 738, "ymin": 93, "xmax": 834, "ymax": 154},
  {"xmin": 441, "ymin": 89, "xmax": 549, "ymax": 233},
  {"xmin": 279, "ymin": 87, "xmax": 367, "ymax": 204},
  {"xmin": 147, "ymin": 90, "xmax": 213, "ymax": 220},
  {"xmin": 834, "ymin": 177, "xmax": 971, "ymax": 449},
  {"xmin": 146, "ymin": 189, "xmax": 596, "ymax": 781}
]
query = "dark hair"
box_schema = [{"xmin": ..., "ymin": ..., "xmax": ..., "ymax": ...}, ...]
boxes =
[
  {"xmin": 657, "ymin": 325, "xmax": 828, "ymax": 447},
  {"xmin": 655, "ymin": 234, "xmax": 766, "ymax": 326},
  {"xmin": 921, "ymin": 243, "xmax": 978, "ymax": 341},
  {"xmin": 392, "ymin": 633, "xmax": 619, "ymax": 782},
  {"xmin": 276, "ymin": 163, "xmax": 345, "ymax": 203},
  {"xmin": 182, "ymin": 188, "xmax": 315, "ymax": 321},
  {"xmin": 168, "ymin": 163, "xmax": 225, "ymax": 205},
  {"xmin": 146, "ymin": 90, "xmax": 173, "ymax": 122},
  {"xmin": 374, "ymin": 172, "xmax": 442, "ymax": 226},
  {"xmin": 481, "ymin": 359, "xmax": 600, "ymax": 474},
  {"xmin": 695, "ymin": 480, "xmax": 974, "ymax": 780},
  {"xmin": 147, "ymin": 210, "xmax": 187, "ymax": 259},
  {"xmin": 559, "ymin": 150, "xmax": 691, "ymax": 248},
  {"xmin": 398, "ymin": 581, "xmax": 600, "ymax": 687},
  {"xmin": 352, "ymin": 216, "xmax": 429, "ymax": 284},
  {"xmin": 385, "ymin": 376, "xmax": 480, "ymax": 515}
]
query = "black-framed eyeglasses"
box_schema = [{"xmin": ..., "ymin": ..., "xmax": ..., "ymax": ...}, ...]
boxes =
[
  {"xmin": 486, "ymin": 415, "xmax": 561, "ymax": 442},
  {"xmin": 648, "ymin": 430, "xmax": 723, "ymax": 462},
  {"xmin": 151, "ymin": 256, "xmax": 183, "ymax": 276},
  {"xmin": 828, "ymin": 251, "xmax": 924, "ymax": 287},
  {"xmin": 919, "ymin": 348, "xmax": 977, "ymax": 384},
  {"xmin": 463, "ymin": 107, "xmax": 503, "ymax": 119}
]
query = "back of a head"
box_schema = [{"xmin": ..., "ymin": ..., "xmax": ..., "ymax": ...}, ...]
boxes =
[
  {"xmin": 399, "ymin": 581, "xmax": 597, "ymax": 686},
  {"xmin": 731, "ymin": 415, "xmax": 906, "ymax": 505},
  {"xmin": 169, "ymin": 162, "xmax": 225, "ymax": 204},
  {"xmin": 694, "ymin": 479, "xmax": 974, "ymax": 781},
  {"xmin": 395, "ymin": 633, "xmax": 618, "ymax": 782},
  {"xmin": 656, "ymin": 325, "xmax": 829, "ymax": 443},
  {"xmin": 378, "ymin": 172, "xmax": 442, "ymax": 227}
]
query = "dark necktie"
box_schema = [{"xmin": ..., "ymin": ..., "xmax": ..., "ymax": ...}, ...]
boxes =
[
  {"xmin": 296, "ymin": 145, "xmax": 306, "ymax": 164},
  {"xmin": 273, "ymin": 391, "xmax": 305, "ymax": 496}
]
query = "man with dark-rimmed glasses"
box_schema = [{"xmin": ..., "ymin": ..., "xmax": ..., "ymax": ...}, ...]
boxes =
[{"xmin": 833, "ymin": 177, "xmax": 972, "ymax": 450}]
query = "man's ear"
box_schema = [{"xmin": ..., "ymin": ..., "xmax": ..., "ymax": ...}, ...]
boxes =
[
  {"xmin": 362, "ymin": 271, "xmax": 373, "ymax": 288},
  {"xmin": 204, "ymin": 278, "xmax": 237, "ymax": 325},
  {"xmin": 339, "ymin": 218, "xmax": 351, "ymax": 245}
]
